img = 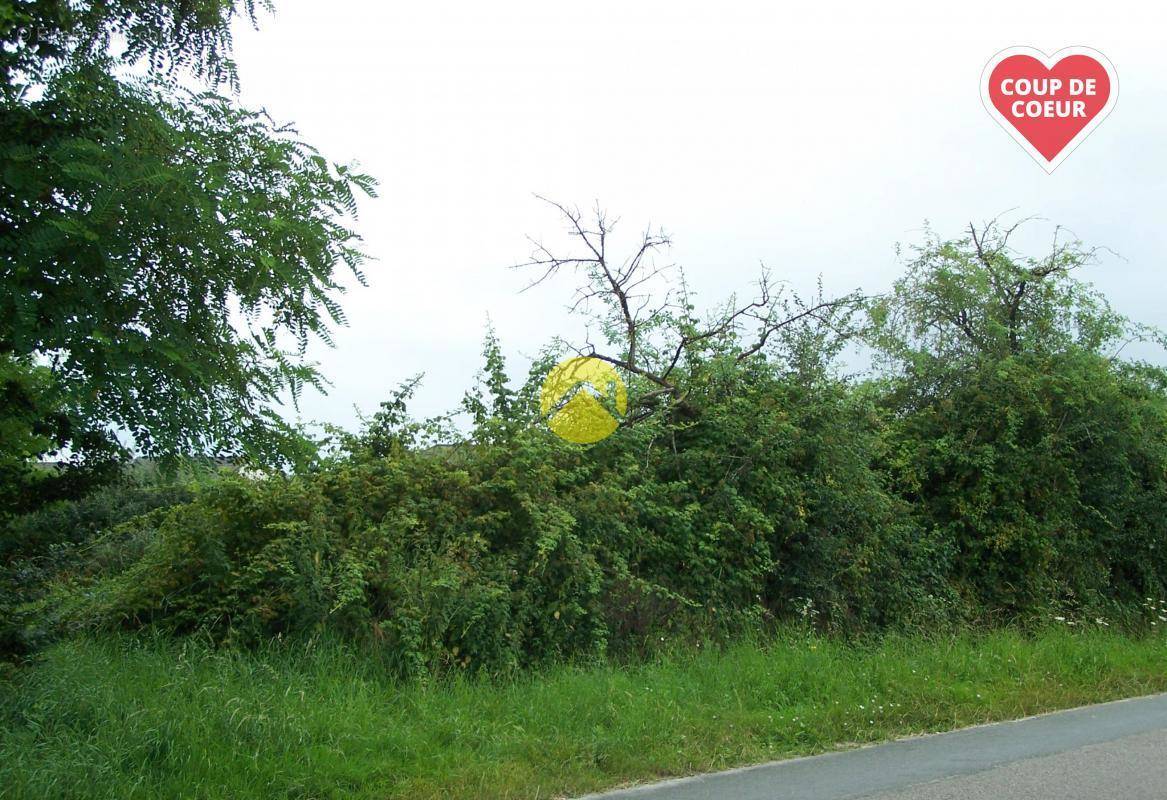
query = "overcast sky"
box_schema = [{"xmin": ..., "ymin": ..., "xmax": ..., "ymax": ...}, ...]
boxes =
[{"xmin": 230, "ymin": 0, "xmax": 1167, "ymax": 430}]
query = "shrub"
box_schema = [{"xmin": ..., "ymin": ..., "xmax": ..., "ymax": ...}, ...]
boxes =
[{"xmin": 8, "ymin": 219, "xmax": 1166, "ymax": 678}]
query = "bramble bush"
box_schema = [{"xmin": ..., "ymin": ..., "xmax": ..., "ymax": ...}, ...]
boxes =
[
  {"xmin": 55, "ymin": 370, "xmax": 934, "ymax": 676},
  {"xmin": 870, "ymin": 224, "xmax": 1167, "ymax": 620},
  {"xmin": 4, "ymin": 219, "xmax": 1166, "ymax": 676},
  {"xmin": 0, "ymin": 474, "xmax": 194, "ymax": 656}
]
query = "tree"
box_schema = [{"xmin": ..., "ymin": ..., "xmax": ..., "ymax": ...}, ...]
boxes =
[
  {"xmin": 1, "ymin": 1, "xmax": 375, "ymax": 474},
  {"xmin": 869, "ymin": 220, "xmax": 1167, "ymax": 613},
  {"xmin": 868, "ymin": 219, "xmax": 1140, "ymax": 404},
  {"xmin": 1, "ymin": 0, "xmax": 255, "ymax": 92},
  {"xmin": 516, "ymin": 198, "xmax": 860, "ymax": 424}
]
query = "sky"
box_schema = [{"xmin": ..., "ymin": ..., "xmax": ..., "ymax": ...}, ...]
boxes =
[{"xmin": 229, "ymin": 0, "xmax": 1167, "ymax": 430}]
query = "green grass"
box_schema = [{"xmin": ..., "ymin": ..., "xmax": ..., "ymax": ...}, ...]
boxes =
[{"xmin": 1, "ymin": 627, "xmax": 1165, "ymax": 799}]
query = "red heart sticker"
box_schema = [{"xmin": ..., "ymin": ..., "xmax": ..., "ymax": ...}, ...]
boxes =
[{"xmin": 980, "ymin": 47, "xmax": 1118, "ymax": 172}]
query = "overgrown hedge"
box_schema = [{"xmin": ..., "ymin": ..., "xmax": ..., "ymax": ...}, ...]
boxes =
[{"xmin": 3, "ymin": 226, "xmax": 1166, "ymax": 675}]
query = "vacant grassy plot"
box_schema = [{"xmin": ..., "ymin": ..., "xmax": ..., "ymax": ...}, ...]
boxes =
[{"xmin": 1, "ymin": 627, "xmax": 1165, "ymax": 800}]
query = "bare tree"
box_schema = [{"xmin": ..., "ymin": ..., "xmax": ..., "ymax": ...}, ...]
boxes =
[{"xmin": 515, "ymin": 198, "xmax": 861, "ymax": 422}]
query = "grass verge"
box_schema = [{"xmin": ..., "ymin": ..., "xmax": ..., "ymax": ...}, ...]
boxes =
[{"xmin": 1, "ymin": 627, "xmax": 1165, "ymax": 799}]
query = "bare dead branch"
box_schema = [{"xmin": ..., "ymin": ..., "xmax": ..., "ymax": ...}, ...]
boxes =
[{"xmin": 517, "ymin": 199, "xmax": 860, "ymax": 427}]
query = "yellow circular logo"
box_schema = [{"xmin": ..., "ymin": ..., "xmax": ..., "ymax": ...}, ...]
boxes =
[{"xmin": 540, "ymin": 357, "xmax": 627, "ymax": 444}]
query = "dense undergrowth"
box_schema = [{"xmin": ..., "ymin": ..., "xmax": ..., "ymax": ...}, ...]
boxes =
[{"xmin": 2, "ymin": 224, "xmax": 1167, "ymax": 679}]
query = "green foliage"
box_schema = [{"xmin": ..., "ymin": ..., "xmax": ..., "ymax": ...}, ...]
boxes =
[
  {"xmin": 872, "ymin": 223, "xmax": 1167, "ymax": 617},
  {"xmin": 1, "ymin": 0, "xmax": 260, "ymax": 90},
  {"xmin": 29, "ymin": 343, "xmax": 950, "ymax": 673},
  {"xmin": 5, "ymin": 220, "xmax": 1166, "ymax": 682},
  {"xmin": 0, "ymin": 354, "xmax": 63, "ymax": 512},
  {"xmin": 0, "ymin": 472, "xmax": 193, "ymax": 656},
  {"xmin": 2, "ymin": 1, "xmax": 374, "ymax": 471},
  {"xmin": 2, "ymin": 64, "xmax": 373, "ymax": 466}
]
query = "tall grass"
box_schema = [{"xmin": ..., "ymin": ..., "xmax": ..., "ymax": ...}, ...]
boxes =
[{"xmin": 1, "ymin": 627, "xmax": 1165, "ymax": 799}]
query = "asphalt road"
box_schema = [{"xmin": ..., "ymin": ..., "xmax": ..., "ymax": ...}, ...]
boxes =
[{"xmin": 580, "ymin": 693, "xmax": 1167, "ymax": 800}]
